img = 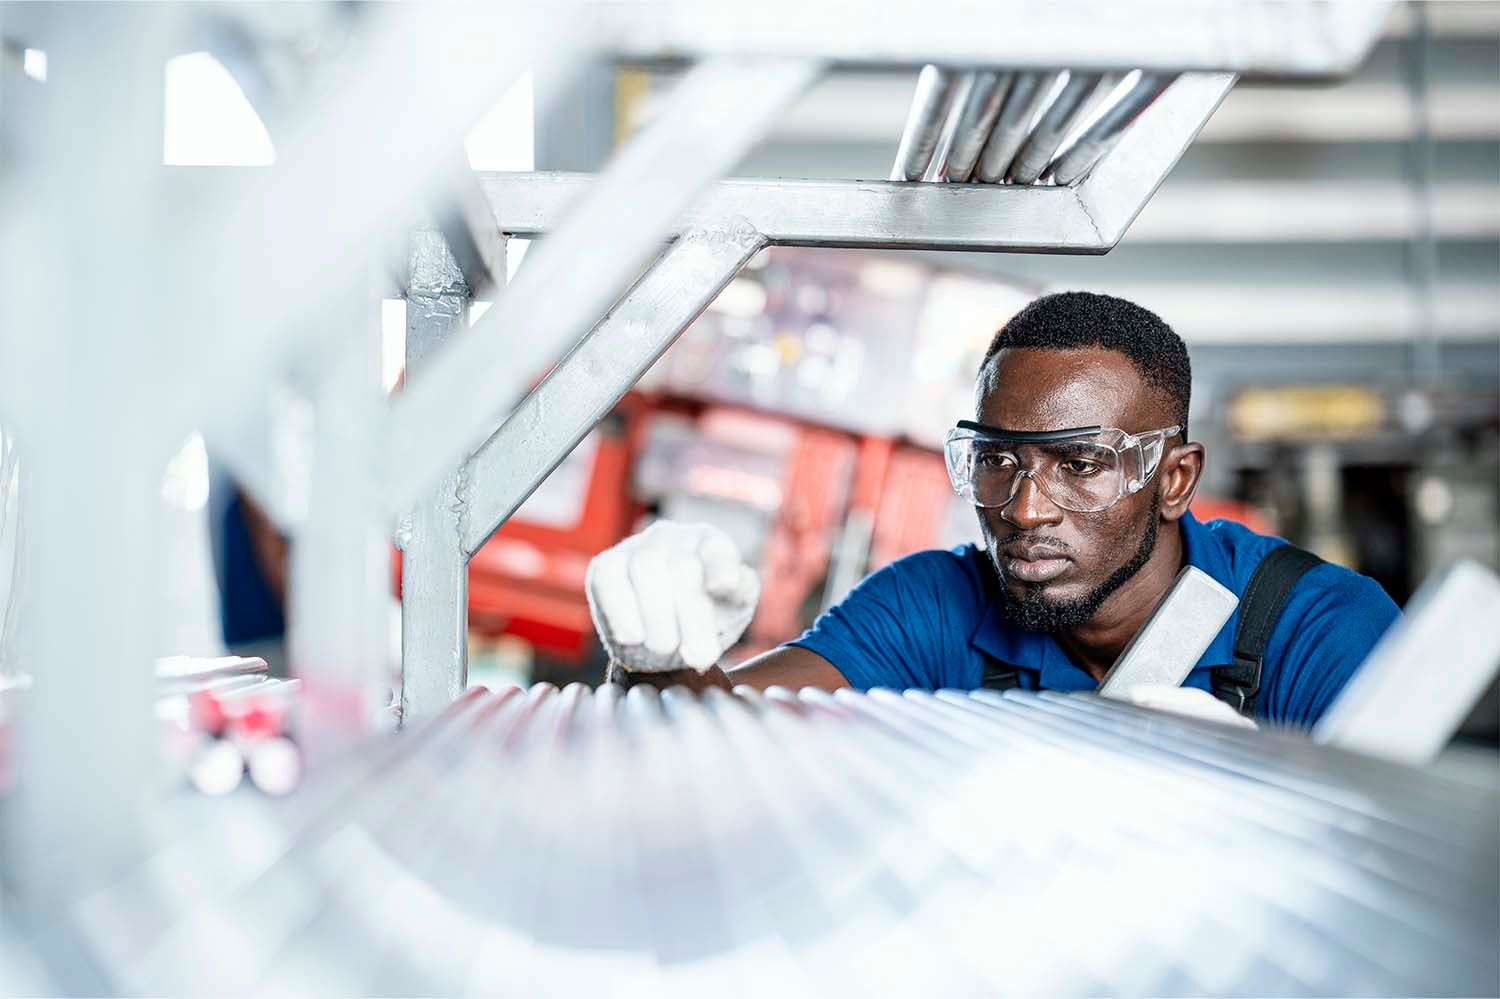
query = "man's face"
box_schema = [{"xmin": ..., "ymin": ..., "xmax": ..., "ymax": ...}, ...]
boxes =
[{"xmin": 974, "ymin": 346, "xmax": 1174, "ymax": 631}]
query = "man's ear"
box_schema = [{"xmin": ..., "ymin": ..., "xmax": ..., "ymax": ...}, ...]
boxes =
[{"xmin": 1158, "ymin": 441, "xmax": 1205, "ymax": 523}]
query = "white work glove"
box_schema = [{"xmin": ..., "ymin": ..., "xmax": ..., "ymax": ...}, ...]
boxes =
[
  {"xmin": 585, "ymin": 521, "xmax": 760, "ymax": 672},
  {"xmin": 1124, "ymin": 686, "xmax": 1259, "ymax": 731}
]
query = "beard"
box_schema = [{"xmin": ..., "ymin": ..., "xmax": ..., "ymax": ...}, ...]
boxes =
[{"xmin": 996, "ymin": 492, "xmax": 1160, "ymax": 633}]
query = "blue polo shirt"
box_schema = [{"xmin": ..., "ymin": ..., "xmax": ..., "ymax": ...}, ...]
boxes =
[{"xmin": 789, "ymin": 511, "xmax": 1400, "ymax": 727}]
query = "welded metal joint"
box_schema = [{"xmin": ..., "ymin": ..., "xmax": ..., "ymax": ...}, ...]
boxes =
[{"xmin": 1073, "ymin": 71, "xmax": 1237, "ymax": 248}]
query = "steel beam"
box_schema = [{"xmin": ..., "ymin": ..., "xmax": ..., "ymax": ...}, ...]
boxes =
[
  {"xmin": 604, "ymin": 1, "xmax": 1394, "ymax": 78},
  {"xmin": 386, "ymin": 56, "xmax": 824, "ymax": 520},
  {"xmin": 398, "ymin": 229, "xmax": 481, "ymax": 724},
  {"xmin": 478, "ymin": 171, "xmax": 1102, "ymax": 251},
  {"xmin": 462, "ymin": 223, "xmax": 766, "ymax": 556}
]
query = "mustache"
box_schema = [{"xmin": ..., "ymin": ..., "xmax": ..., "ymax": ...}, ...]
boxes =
[{"xmin": 991, "ymin": 532, "xmax": 1076, "ymax": 556}]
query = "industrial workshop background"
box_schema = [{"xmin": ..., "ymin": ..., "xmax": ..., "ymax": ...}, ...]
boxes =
[{"xmin": 0, "ymin": 2, "xmax": 1497, "ymax": 996}]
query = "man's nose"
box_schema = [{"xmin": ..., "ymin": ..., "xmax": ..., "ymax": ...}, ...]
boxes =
[{"xmin": 999, "ymin": 470, "xmax": 1064, "ymax": 530}]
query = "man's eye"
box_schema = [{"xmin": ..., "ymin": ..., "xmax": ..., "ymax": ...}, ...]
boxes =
[
  {"xmin": 976, "ymin": 452, "xmax": 1016, "ymax": 469},
  {"xmin": 1060, "ymin": 459, "xmax": 1103, "ymax": 477}
]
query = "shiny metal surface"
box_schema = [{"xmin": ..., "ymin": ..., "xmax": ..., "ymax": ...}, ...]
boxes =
[
  {"xmin": 462, "ymin": 224, "xmax": 768, "ymax": 558},
  {"xmin": 1316, "ymin": 559, "xmax": 1500, "ymax": 764},
  {"xmin": 399, "ymin": 228, "xmax": 483, "ymax": 724},
  {"xmin": 941, "ymin": 70, "xmax": 1012, "ymax": 182},
  {"xmin": 889, "ymin": 65, "xmax": 961, "ymax": 181},
  {"xmin": 1075, "ymin": 71, "xmax": 1238, "ymax": 246},
  {"xmin": 386, "ymin": 56, "xmax": 824, "ymax": 521},
  {"xmin": 605, "ymin": 1, "xmax": 1394, "ymax": 78},
  {"xmin": 973, "ymin": 70, "xmax": 1062, "ymax": 184},
  {"xmin": 1097, "ymin": 565, "xmax": 1240, "ymax": 698},
  {"xmin": 64, "ymin": 685, "xmax": 1498, "ymax": 997},
  {"xmin": 1046, "ymin": 71, "xmax": 1178, "ymax": 186},
  {"xmin": 475, "ymin": 169, "xmax": 1100, "ymax": 250},
  {"xmin": 1007, "ymin": 71, "xmax": 1104, "ymax": 184}
]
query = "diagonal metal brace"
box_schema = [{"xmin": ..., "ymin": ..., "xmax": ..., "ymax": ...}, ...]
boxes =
[{"xmin": 462, "ymin": 222, "xmax": 768, "ymax": 557}]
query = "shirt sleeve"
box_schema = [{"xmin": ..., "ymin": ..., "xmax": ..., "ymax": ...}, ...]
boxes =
[
  {"xmin": 786, "ymin": 548, "xmax": 985, "ymax": 691},
  {"xmin": 1260, "ymin": 563, "xmax": 1401, "ymax": 727}
]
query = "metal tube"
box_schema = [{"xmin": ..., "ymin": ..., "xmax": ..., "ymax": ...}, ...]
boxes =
[
  {"xmin": 972, "ymin": 71, "xmax": 1060, "ymax": 184},
  {"xmin": 920, "ymin": 70, "xmax": 973, "ymax": 182},
  {"xmin": 942, "ymin": 70, "xmax": 1012, "ymax": 182},
  {"xmin": 461, "ymin": 223, "xmax": 766, "ymax": 556},
  {"xmin": 1006, "ymin": 71, "xmax": 1104, "ymax": 185},
  {"xmin": 398, "ymin": 228, "xmax": 484, "ymax": 724},
  {"xmin": 1045, "ymin": 71, "xmax": 1177, "ymax": 185},
  {"xmin": 387, "ymin": 57, "xmax": 824, "ymax": 520},
  {"xmin": 889, "ymin": 65, "xmax": 960, "ymax": 181}
]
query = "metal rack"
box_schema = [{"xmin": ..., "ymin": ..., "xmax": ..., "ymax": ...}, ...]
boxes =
[{"xmin": 394, "ymin": 27, "xmax": 1389, "ymax": 722}]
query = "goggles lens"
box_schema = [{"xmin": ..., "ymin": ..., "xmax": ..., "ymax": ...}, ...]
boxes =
[{"xmin": 944, "ymin": 423, "xmax": 1179, "ymax": 513}]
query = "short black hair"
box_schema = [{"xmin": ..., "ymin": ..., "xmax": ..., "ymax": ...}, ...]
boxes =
[{"xmin": 981, "ymin": 291, "xmax": 1190, "ymax": 433}]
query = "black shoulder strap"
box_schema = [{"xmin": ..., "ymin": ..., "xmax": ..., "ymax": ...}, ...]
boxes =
[
  {"xmin": 971, "ymin": 548, "xmax": 1021, "ymax": 691},
  {"xmin": 1211, "ymin": 544, "xmax": 1323, "ymax": 717}
]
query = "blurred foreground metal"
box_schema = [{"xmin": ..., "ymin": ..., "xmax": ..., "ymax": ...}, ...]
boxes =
[{"xmin": 56, "ymin": 684, "xmax": 1500, "ymax": 997}]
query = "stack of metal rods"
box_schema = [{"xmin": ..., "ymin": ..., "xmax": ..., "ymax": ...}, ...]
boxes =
[
  {"xmin": 67, "ymin": 684, "xmax": 1498, "ymax": 996},
  {"xmin": 891, "ymin": 65, "xmax": 1179, "ymax": 185}
]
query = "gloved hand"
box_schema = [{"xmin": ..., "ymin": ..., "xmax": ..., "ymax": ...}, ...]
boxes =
[
  {"xmin": 1123, "ymin": 685, "xmax": 1259, "ymax": 730},
  {"xmin": 585, "ymin": 521, "xmax": 760, "ymax": 673}
]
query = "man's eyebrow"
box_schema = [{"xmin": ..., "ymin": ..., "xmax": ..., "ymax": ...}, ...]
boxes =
[{"xmin": 1040, "ymin": 441, "xmax": 1114, "ymax": 459}]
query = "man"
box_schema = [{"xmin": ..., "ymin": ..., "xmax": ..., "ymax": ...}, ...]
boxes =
[{"xmin": 586, "ymin": 292, "xmax": 1399, "ymax": 727}]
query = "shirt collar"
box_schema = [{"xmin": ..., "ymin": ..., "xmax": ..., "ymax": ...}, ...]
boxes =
[{"xmin": 969, "ymin": 510, "xmax": 1236, "ymax": 687}]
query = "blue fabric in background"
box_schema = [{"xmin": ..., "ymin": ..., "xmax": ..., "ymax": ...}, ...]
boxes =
[
  {"xmin": 216, "ymin": 490, "xmax": 286, "ymax": 645},
  {"xmin": 790, "ymin": 511, "xmax": 1400, "ymax": 727}
]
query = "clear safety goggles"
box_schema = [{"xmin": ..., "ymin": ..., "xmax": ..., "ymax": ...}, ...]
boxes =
[{"xmin": 944, "ymin": 420, "xmax": 1181, "ymax": 513}]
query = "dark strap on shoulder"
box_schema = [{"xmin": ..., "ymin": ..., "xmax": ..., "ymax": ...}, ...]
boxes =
[
  {"xmin": 1211, "ymin": 544, "xmax": 1323, "ymax": 717},
  {"xmin": 971, "ymin": 547, "xmax": 1022, "ymax": 691}
]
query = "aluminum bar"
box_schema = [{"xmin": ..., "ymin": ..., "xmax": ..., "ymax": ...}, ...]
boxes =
[
  {"xmin": 973, "ymin": 71, "xmax": 1060, "ymax": 184},
  {"xmin": 604, "ymin": 1, "xmax": 1394, "ymax": 78},
  {"xmin": 1006, "ymin": 71, "xmax": 1104, "ymax": 184},
  {"xmin": 1315, "ymin": 560, "xmax": 1500, "ymax": 765},
  {"xmin": 476, "ymin": 171, "xmax": 1101, "ymax": 251},
  {"xmin": 1045, "ymin": 71, "xmax": 1178, "ymax": 185},
  {"xmin": 462, "ymin": 223, "xmax": 766, "ymax": 556},
  {"xmin": 1096, "ymin": 565, "xmax": 1239, "ymax": 699},
  {"xmin": 387, "ymin": 57, "xmax": 824, "ymax": 519},
  {"xmin": 942, "ymin": 70, "xmax": 1012, "ymax": 183},
  {"xmin": 888, "ymin": 65, "xmax": 960, "ymax": 181},
  {"xmin": 398, "ymin": 229, "xmax": 484, "ymax": 724}
]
